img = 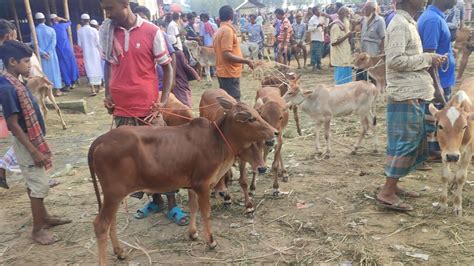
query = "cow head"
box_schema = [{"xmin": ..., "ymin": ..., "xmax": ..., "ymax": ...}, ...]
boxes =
[
  {"xmin": 429, "ymin": 91, "xmax": 474, "ymax": 163},
  {"xmin": 239, "ymin": 142, "xmax": 267, "ymax": 174},
  {"xmin": 353, "ymin": 52, "xmax": 370, "ymax": 69},
  {"xmin": 184, "ymin": 40, "xmax": 200, "ymax": 58},
  {"xmin": 217, "ymin": 97, "xmax": 278, "ymax": 148},
  {"xmin": 283, "ymin": 76, "xmax": 311, "ymax": 105},
  {"xmin": 255, "ymin": 99, "xmax": 287, "ymax": 133}
]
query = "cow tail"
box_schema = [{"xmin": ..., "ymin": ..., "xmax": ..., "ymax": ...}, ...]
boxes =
[{"xmin": 88, "ymin": 139, "xmax": 102, "ymax": 211}]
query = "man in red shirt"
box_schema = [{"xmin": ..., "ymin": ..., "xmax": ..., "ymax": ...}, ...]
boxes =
[
  {"xmin": 99, "ymin": 0, "xmax": 189, "ymax": 225},
  {"xmin": 100, "ymin": 0, "xmax": 173, "ymax": 123}
]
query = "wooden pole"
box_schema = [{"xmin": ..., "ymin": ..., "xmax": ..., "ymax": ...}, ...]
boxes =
[
  {"xmin": 10, "ymin": 0, "xmax": 23, "ymax": 42},
  {"xmin": 63, "ymin": 0, "xmax": 74, "ymax": 45},
  {"xmin": 42, "ymin": 0, "xmax": 51, "ymax": 26},
  {"xmin": 50, "ymin": 0, "xmax": 57, "ymax": 14},
  {"xmin": 24, "ymin": 0, "xmax": 41, "ymax": 63}
]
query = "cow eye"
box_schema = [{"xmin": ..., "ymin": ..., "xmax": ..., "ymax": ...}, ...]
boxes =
[
  {"xmin": 463, "ymin": 125, "xmax": 468, "ymax": 130},
  {"xmin": 248, "ymin": 117, "xmax": 256, "ymax": 122},
  {"xmin": 279, "ymin": 116, "xmax": 283, "ymax": 120},
  {"xmin": 438, "ymin": 124, "xmax": 443, "ymax": 130}
]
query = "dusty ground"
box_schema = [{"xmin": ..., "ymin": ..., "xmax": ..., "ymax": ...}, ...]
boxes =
[{"xmin": 1, "ymin": 57, "xmax": 474, "ymax": 265}]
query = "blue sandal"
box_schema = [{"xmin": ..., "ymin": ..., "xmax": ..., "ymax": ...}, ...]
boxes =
[
  {"xmin": 167, "ymin": 206, "xmax": 190, "ymax": 226},
  {"xmin": 134, "ymin": 201, "xmax": 163, "ymax": 219}
]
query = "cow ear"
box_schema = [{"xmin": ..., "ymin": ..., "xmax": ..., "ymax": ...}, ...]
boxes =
[
  {"xmin": 468, "ymin": 112, "xmax": 474, "ymax": 121},
  {"xmin": 303, "ymin": 90, "xmax": 312, "ymax": 98},
  {"xmin": 234, "ymin": 111, "xmax": 253, "ymax": 122},
  {"xmin": 217, "ymin": 97, "xmax": 234, "ymax": 111},
  {"xmin": 254, "ymin": 98, "xmax": 264, "ymax": 111},
  {"xmin": 428, "ymin": 103, "xmax": 439, "ymax": 117}
]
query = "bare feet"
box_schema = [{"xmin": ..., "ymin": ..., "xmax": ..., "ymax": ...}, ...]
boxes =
[
  {"xmin": 32, "ymin": 228, "xmax": 57, "ymax": 245},
  {"xmin": 44, "ymin": 216, "xmax": 72, "ymax": 229}
]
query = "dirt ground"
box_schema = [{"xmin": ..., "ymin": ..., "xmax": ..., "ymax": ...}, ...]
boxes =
[{"xmin": 1, "ymin": 57, "xmax": 474, "ymax": 265}]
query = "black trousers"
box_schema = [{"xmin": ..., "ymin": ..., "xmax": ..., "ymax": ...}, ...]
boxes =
[{"xmin": 218, "ymin": 77, "xmax": 241, "ymax": 101}]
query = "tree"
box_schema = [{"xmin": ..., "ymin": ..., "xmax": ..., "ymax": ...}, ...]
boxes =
[{"xmin": 188, "ymin": 0, "xmax": 234, "ymax": 16}]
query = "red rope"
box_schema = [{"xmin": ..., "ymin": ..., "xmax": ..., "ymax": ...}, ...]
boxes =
[{"xmin": 109, "ymin": 105, "xmax": 236, "ymax": 156}]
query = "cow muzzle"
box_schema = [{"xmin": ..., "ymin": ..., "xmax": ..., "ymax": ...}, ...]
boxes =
[
  {"xmin": 445, "ymin": 154, "xmax": 460, "ymax": 163},
  {"xmin": 257, "ymin": 166, "xmax": 267, "ymax": 174},
  {"xmin": 265, "ymin": 139, "xmax": 275, "ymax": 147}
]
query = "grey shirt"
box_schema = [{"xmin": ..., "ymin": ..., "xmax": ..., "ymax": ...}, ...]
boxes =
[{"xmin": 361, "ymin": 15, "xmax": 386, "ymax": 56}]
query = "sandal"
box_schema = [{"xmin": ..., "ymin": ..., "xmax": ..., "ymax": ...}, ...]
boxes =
[
  {"xmin": 167, "ymin": 206, "xmax": 190, "ymax": 226},
  {"xmin": 134, "ymin": 201, "xmax": 163, "ymax": 219},
  {"xmin": 376, "ymin": 198, "xmax": 414, "ymax": 211}
]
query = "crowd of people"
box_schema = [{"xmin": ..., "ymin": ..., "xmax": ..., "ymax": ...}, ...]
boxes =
[{"xmin": 0, "ymin": 0, "xmax": 471, "ymax": 246}]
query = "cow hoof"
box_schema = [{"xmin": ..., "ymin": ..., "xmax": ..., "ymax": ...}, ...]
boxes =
[
  {"xmin": 189, "ymin": 232, "xmax": 199, "ymax": 241},
  {"xmin": 282, "ymin": 175, "xmax": 289, "ymax": 182},
  {"xmin": 208, "ymin": 241, "xmax": 217, "ymax": 250},
  {"xmin": 62, "ymin": 126, "xmax": 67, "ymax": 130},
  {"xmin": 245, "ymin": 208, "xmax": 255, "ymax": 215},
  {"xmin": 249, "ymin": 189, "xmax": 256, "ymax": 196},
  {"xmin": 372, "ymin": 149, "xmax": 378, "ymax": 154},
  {"xmin": 272, "ymin": 189, "xmax": 280, "ymax": 197},
  {"xmin": 350, "ymin": 150, "xmax": 357, "ymax": 155},
  {"xmin": 323, "ymin": 154, "xmax": 331, "ymax": 159},
  {"xmin": 223, "ymin": 199, "xmax": 232, "ymax": 206},
  {"xmin": 315, "ymin": 151, "xmax": 322, "ymax": 156},
  {"xmin": 218, "ymin": 192, "xmax": 226, "ymax": 198},
  {"xmin": 115, "ymin": 248, "xmax": 126, "ymax": 260},
  {"xmin": 434, "ymin": 204, "xmax": 448, "ymax": 213},
  {"xmin": 453, "ymin": 208, "xmax": 463, "ymax": 217}
]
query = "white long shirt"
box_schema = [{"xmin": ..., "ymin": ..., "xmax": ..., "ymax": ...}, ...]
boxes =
[
  {"xmin": 77, "ymin": 24, "xmax": 103, "ymax": 85},
  {"xmin": 308, "ymin": 15, "xmax": 328, "ymax": 42}
]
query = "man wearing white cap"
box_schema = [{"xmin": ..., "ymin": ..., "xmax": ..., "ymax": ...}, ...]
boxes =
[
  {"xmin": 77, "ymin": 14, "xmax": 103, "ymax": 96},
  {"xmin": 35, "ymin": 12, "xmax": 63, "ymax": 96},
  {"xmin": 50, "ymin": 13, "xmax": 79, "ymax": 93},
  {"xmin": 90, "ymin": 19, "xmax": 100, "ymax": 30}
]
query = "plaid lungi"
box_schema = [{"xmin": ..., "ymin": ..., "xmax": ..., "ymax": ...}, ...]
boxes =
[
  {"xmin": 0, "ymin": 147, "xmax": 17, "ymax": 171},
  {"xmin": 385, "ymin": 99, "xmax": 428, "ymax": 179}
]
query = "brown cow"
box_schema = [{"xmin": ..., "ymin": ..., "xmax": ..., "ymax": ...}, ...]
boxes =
[
  {"xmin": 89, "ymin": 98, "xmax": 277, "ymax": 265},
  {"xmin": 261, "ymin": 73, "xmax": 302, "ymax": 135},
  {"xmin": 162, "ymin": 93, "xmax": 193, "ymax": 126},
  {"xmin": 255, "ymin": 86, "xmax": 290, "ymax": 195},
  {"xmin": 454, "ymin": 28, "xmax": 474, "ymax": 81},
  {"xmin": 25, "ymin": 76, "xmax": 67, "ymax": 130},
  {"xmin": 200, "ymin": 89, "xmax": 268, "ymax": 213},
  {"xmin": 429, "ymin": 79, "xmax": 474, "ymax": 216}
]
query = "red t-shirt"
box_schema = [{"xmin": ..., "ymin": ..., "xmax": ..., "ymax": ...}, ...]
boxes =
[{"xmin": 110, "ymin": 16, "xmax": 172, "ymax": 117}]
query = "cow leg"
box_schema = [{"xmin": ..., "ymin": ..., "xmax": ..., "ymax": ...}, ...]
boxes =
[
  {"xmin": 238, "ymin": 160, "xmax": 254, "ymax": 214},
  {"xmin": 369, "ymin": 112, "xmax": 378, "ymax": 153},
  {"xmin": 278, "ymin": 140, "xmax": 288, "ymax": 182},
  {"xmin": 436, "ymin": 163, "xmax": 452, "ymax": 213},
  {"xmin": 48, "ymin": 92, "xmax": 67, "ymax": 130},
  {"xmin": 352, "ymin": 114, "xmax": 369, "ymax": 155},
  {"xmin": 295, "ymin": 50, "xmax": 301, "ymax": 69},
  {"xmin": 197, "ymin": 190, "xmax": 217, "ymax": 249},
  {"xmin": 93, "ymin": 197, "xmax": 122, "ymax": 265},
  {"xmin": 188, "ymin": 189, "xmax": 199, "ymax": 240},
  {"xmin": 249, "ymin": 170, "xmax": 257, "ymax": 196},
  {"xmin": 109, "ymin": 211, "xmax": 125, "ymax": 260},
  {"xmin": 293, "ymin": 105, "xmax": 302, "ymax": 136},
  {"xmin": 453, "ymin": 149, "xmax": 471, "ymax": 216},
  {"xmin": 302, "ymin": 44, "xmax": 307, "ymax": 69},
  {"xmin": 324, "ymin": 118, "xmax": 332, "ymax": 156},
  {"xmin": 205, "ymin": 65, "xmax": 212, "ymax": 83},
  {"xmin": 314, "ymin": 120, "xmax": 323, "ymax": 155},
  {"xmin": 272, "ymin": 135, "xmax": 283, "ymax": 195}
]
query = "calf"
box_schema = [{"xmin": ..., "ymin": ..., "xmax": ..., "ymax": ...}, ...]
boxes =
[
  {"xmin": 289, "ymin": 40, "xmax": 307, "ymax": 69},
  {"xmin": 255, "ymin": 86, "xmax": 289, "ymax": 195},
  {"xmin": 353, "ymin": 53, "xmax": 386, "ymax": 94},
  {"xmin": 162, "ymin": 93, "xmax": 193, "ymax": 126},
  {"xmin": 429, "ymin": 79, "xmax": 474, "ymax": 216},
  {"xmin": 261, "ymin": 73, "xmax": 302, "ymax": 135},
  {"xmin": 89, "ymin": 98, "xmax": 277, "ymax": 265},
  {"xmin": 200, "ymin": 89, "xmax": 268, "ymax": 213},
  {"xmin": 283, "ymin": 78, "xmax": 378, "ymax": 155},
  {"xmin": 241, "ymin": 41, "xmax": 259, "ymax": 60},
  {"xmin": 26, "ymin": 76, "xmax": 67, "ymax": 130},
  {"xmin": 184, "ymin": 40, "xmax": 216, "ymax": 83}
]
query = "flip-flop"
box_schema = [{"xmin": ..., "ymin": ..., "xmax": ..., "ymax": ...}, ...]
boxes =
[
  {"xmin": 376, "ymin": 198, "xmax": 414, "ymax": 211},
  {"xmin": 134, "ymin": 201, "xmax": 163, "ymax": 219},
  {"xmin": 167, "ymin": 206, "xmax": 190, "ymax": 226}
]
